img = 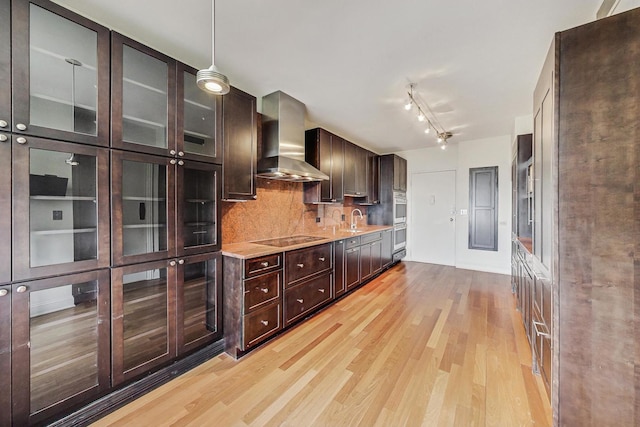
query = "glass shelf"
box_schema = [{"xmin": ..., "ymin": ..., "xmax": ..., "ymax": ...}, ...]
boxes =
[
  {"xmin": 31, "ymin": 228, "xmax": 96, "ymax": 236},
  {"xmin": 30, "ymin": 195, "xmax": 96, "ymax": 201},
  {"xmin": 122, "ymin": 224, "xmax": 166, "ymax": 229},
  {"xmin": 122, "ymin": 196, "xmax": 166, "ymax": 202},
  {"xmin": 185, "ymin": 199, "xmax": 213, "ymax": 204}
]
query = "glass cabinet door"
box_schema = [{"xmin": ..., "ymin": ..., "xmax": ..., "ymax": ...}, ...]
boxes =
[
  {"xmin": 12, "ymin": 136, "xmax": 110, "ymax": 281},
  {"xmin": 111, "ymin": 260, "xmax": 176, "ymax": 385},
  {"xmin": 177, "ymin": 63, "xmax": 222, "ymax": 164},
  {"xmin": 0, "ymin": 0, "xmax": 10, "ymax": 133},
  {"xmin": 111, "ymin": 150, "xmax": 176, "ymax": 266},
  {"xmin": 177, "ymin": 253, "xmax": 222, "ymax": 355},
  {"xmin": 11, "ymin": 0, "xmax": 110, "ymax": 146},
  {"xmin": 0, "ymin": 132, "xmax": 9, "ymax": 284},
  {"xmin": 11, "ymin": 270, "xmax": 110, "ymax": 426},
  {"xmin": 111, "ymin": 32, "xmax": 176, "ymax": 156},
  {"xmin": 0, "ymin": 284, "xmax": 10, "ymax": 427},
  {"xmin": 177, "ymin": 161, "xmax": 221, "ymax": 256}
]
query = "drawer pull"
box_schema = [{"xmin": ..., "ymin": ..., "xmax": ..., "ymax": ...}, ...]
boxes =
[
  {"xmin": 319, "ymin": 257, "xmax": 326, "ymax": 262},
  {"xmin": 0, "ymin": 289, "xmax": 7, "ymax": 296},
  {"xmin": 260, "ymin": 261, "xmax": 269, "ymax": 267},
  {"xmin": 260, "ymin": 320, "xmax": 269, "ymax": 326},
  {"xmin": 297, "ymin": 263, "xmax": 304, "ymax": 268},
  {"xmin": 259, "ymin": 287, "xmax": 269, "ymax": 293},
  {"xmin": 296, "ymin": 298, "xmax": 304, "ymax": 304},
  {"xmin": 318, "ymin": 288, "xmax": 325, "ymax": 293}
]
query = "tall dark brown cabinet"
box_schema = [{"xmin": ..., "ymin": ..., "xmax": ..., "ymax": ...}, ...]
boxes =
[{"xmin": 513, "ymin": 8, "xmax": 640, "ymax": 426}]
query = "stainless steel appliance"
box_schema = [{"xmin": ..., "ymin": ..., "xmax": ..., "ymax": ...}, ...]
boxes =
[
  {"xmin": 393, "ymin": 191, "xmax": 407, "ymax": 224},
  {"xmin": 393, "ymin": 222, "xmax": 407, "ymax": 252}
]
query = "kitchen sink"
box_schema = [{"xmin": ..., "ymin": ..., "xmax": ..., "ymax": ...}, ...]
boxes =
[{"xmin": 252, "ymin": 235, "xmax": 325, "ymax": 248}]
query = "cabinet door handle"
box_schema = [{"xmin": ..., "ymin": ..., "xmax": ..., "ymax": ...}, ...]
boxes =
[
  {"xmin": 260, "ymin": 261, "xmax": 269, "ymax": 267},
  {"xmin": 260, "ymin": 320, "xmax": 269, "ymax": 326},
  {"xmin": 178, "ymin": 259, "xmax": 185, "ymax": 265},
  {"xmin": 0, "ymin": 134, "xmax": 7, "ymax": 142},
  {"xmin": 297, "ymin": 263, "xmax": 304, "ymax": 268},
  {"xmin": 259, "ymin": 287, "xmax": 269, "ymax": 293},
  {"xmin": 16, "ymin": 123, "xmax": 27, "ymax": 131},
  {"xmin": 178, "ymin": 160, "xmax": 184, "ymax": 166},
  {"xmin": 0, "ymin": 119, "xmax": 7, "ymax": 128},
  {"xmin": 178, "ymin": 151, "xmax": 184, "ymax": 157},
  {"xmin": 16, "ymin": 285, "xmax": 27, "ymax": 293},
  {"xmin": 319, "ymin": 257, "xmax": 325, "ymax": 262},
  {"xmin": 0, "ymin": 289, "xmax": 7, "ymax": 296},
  {"xmin": 318, "ymin": 288, "xmax": 325, "ymax": 293},
  {"xmin": 170, "ymin": 159, "xmax": 177, "ymax": 165},
  {"xmin": 169, "ymin": 260, "xmax": 177, "ymax": 267},
  {"xmin": 296, "ymin": 298, "xmax": 304, "ymax": 304},
  {"xmin": 16, "ymin": 137, "xmax": 27, "ymax": 144},
  {"xmin": 170, "ymin": 149, "xmax": 176, "ymax": 155}
]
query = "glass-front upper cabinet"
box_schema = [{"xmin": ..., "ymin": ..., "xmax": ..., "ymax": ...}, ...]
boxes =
[
  {"xmin": 11, "ymin": 270, "xmax": 110, "ymax": 426},
  {"xmin": 12, "ymin": 136, "xmax": 110, "ymax": 281},
  {"xmin": 111, "ymin": 150, "xmax": 176, "ymax": 266},
  {"xmin": 0, "ymin": 132, "xmax": 10, "ymax": 284},
  {"xmin": 0, "ymin": 0, "xmax": 10, "ymax": 132},
  {"xmin": 177, "ymin": 252, "xmax": 222, "ymax": 355},
  {"xmin": 111, "ymin": 32, "xmax": 176, "ymax": 156},
  {"xmin": 177, "ymin": 63, "xmax": 222, "ymax": 164},
  {"xmin": 177, "ymin": 161, "xmax": 221, "ymax": 256},
  {"xmin": 111, "ymin": 260, "xmax": 176, "ymax": 385},
  {"xmin": 11, "ymin": 0, "xmax": 110, "ymax": 146}
]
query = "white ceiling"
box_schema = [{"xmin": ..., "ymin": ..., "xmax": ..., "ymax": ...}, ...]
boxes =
[{"xmin": 54, "ymin": 0, "xmax": 604, "ymax": 153}]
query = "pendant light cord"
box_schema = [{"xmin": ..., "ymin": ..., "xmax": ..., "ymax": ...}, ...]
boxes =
[{"xmin": 211, "ymin": 0, "xmax": 216, "ymax": 66}]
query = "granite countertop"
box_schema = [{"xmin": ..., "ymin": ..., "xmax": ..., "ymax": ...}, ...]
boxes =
[{"xmin": 221, "ymin": 225, "xmax": 393, "ymax": 259}]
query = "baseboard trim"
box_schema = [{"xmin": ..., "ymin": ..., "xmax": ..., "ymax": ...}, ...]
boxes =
[{"xmin": 48, "ymin": 340, "xmax": 226, "ymax": 427}]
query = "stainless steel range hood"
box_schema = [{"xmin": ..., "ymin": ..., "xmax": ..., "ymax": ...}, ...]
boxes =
[{"xmin": 257, "ymin": 91, "xmax": 329, "ymax": 182}]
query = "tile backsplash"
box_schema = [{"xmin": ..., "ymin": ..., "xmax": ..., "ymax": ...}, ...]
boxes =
[{"xmin": 221, "ymin": 179, "xmax": 367, "ymax": 244}]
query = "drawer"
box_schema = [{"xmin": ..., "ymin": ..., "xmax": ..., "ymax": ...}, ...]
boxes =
[
  {"xmin": 245, "ymin": 253, "xmax": 282, "ymax": 278},
  {"xmin": 345, "ymin": 236, "xmax": 361, "ymax": 249},
  {"xmin": 284, "ymin": 272, "xmax": 332, "ymax": 326},
  {"xmin": 244, "ymin": 270, "xmax": 281, "ymax": 313},
  {"xmin": 360, "ymin": 231, "xmax": 382, "ymax": 244},
  {"xmin": 243, "ymin": 302, "xmax": 281, "ymax": 349},
  {"xmin": 285, "ymin": 243, "xmax": 332, "ymax": 286}
]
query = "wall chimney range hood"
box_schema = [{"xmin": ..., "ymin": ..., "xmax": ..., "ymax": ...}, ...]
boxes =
[{"xmin": 257, "ymin": 91, "xmax": 329, "ymax": 182}]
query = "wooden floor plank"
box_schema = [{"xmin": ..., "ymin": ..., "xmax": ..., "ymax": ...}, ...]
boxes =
[{"xmin": 91, "ymin": 262, "xmax": 551, "ymax": 427}]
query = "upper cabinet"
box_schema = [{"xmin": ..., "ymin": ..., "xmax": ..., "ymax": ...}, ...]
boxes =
[
  {"xmin": 0, "ymin": 0, "xmax": 10, "ymax": 133},
  {"xmin": 393, "ymin": 155, "xmax": 407, "ymax": 192},
  {"xmin": 304, "ymin": 128, "xmax": 344, "ymax": 203},
  {"xmin": 111, "ymin": 32, "xmax": 176, "ymax": 157},
  {"xmin": 0, "ymin": 122, "xmax": 9, "ymax": 284},
  {"xmin": 343, "ymin": 141, "xmax": 367, "ymax": 197},
  {"xmin": 11, "ymin": 0, "xmax": 110, "ymax": 146},
  {"xmin": 176, "ymin": 62, "xmax": 222, "ymax": 164},
  {"xmin": 358, "ymin": 150, "xmax": 379, "ymax": 205},
  {"xmin": 222, "ymin": 86, "xmax": 257, "ymax": 201}
]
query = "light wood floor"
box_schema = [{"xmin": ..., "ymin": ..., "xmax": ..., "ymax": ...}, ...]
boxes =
[{"xmin": 93, "ymin": 262, "xmax": 551, "ymax": 427}]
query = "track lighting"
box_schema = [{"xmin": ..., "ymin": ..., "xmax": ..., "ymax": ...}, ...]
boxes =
[
  {"xmin": 197, "ymin": 0, "xmax": 230, "ymax": 95},
  {"xmin": 404, "ymin": 83, "xmax": 453, "ymax": 147}
]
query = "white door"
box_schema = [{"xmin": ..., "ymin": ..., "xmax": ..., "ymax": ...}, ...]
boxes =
[{"xmin": 411, "ymin": 170, "xmax": 456, "ymax": 265}]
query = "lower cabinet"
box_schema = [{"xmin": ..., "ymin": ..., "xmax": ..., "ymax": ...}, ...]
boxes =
[
  {"xmin": 360, "ymin": 232, "xmax": 382, "ymax": 281},
  {"xmin": 112, "ymin": 253, "xmax": 222, "ymax": 385},
  {"xmin": 381, "ymin": 229, "xmax": 393, "ymax": 268},
  {"xmin": 223, "ymin": 253, "xmax": 283, "ymax": 358},
  {"xmin": 10, "ymin": 270, "xmax": 111, "ymax": 426},
  {"xmin": 334, "ymin": 239, "xmax": 346, "ymax": 298},
  {"xmin": 345, "ymin": 236, "xmax": 361, "ymax": 290},
  {"xmin": 284, "ymin": 272, "xmax": 332, "ymax": 326},
  {"xmin": 0, "ymin": 284, "xmax": 10, "ymax": 427}
]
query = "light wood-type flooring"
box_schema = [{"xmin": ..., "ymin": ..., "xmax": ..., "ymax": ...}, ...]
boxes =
[{"xmin": 92, "ymin": 261, "xmax": 552, "ymax": 426}]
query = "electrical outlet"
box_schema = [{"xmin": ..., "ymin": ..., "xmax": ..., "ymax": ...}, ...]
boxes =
[
  {"xmin": 316, "ymin": 217, "xmax": 321, "ymax": 223},
  {"xmin": 53, "ymin": 210, "xmax": 63, "ymax": 220}
]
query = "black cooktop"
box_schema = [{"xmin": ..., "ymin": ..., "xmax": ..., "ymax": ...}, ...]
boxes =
[{"xmin": 252, "ymin": 235, "xmax": 325, "ymax": 248}]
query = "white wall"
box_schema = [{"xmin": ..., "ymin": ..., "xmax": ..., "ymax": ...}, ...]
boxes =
[{"xmin": 398, "ymin": 134, "xmax": 513, "ymax": 275}]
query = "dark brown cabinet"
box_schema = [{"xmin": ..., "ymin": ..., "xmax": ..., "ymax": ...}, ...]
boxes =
[
  {"xmin": 0, "ymin": 132, "xmax": 10, "ymax": 284},
  {"xmin": 222, "ymin": 86, "xmax": 257, "ymax": 201},
  {"xmin": 393, "ymin": 155, "xmax": 407, "ymax": 192},
  {"xmin": 111, "ymin": 32, "xmax": 176, "ymax": 157},
  {"xmin": 223, "ymin": 253, "xmax": 283, "ymax": 358},
  {"xmin": 11, "ymin": 269, "xmax": 111, "ymax": 426},
  {"xmin": 285, "ymin": 243, "xmax": 332, "ymax": 286},
  {"xmin": 11, "ymin": 0, "xmax": 110, "ymax": 147},
  {"xmin": 343, "ymin": 141, "xmax": 367, "ymax": 197},
  {"xmin": 345, "ymin": 236, "xmax": 361, "ymax": 290},
  {"xmin": 358, "ymin": 150, "xmax": 380, "ymax": 205},
  {"xmin": 284, "ymin": 272, "xmax": 332, "ymax": 326},
  {"xmin": 176, "ymin": 252, "xmax": 222, "ymax": 355},
  {"xmin": 176, "ymin": 63, "xmax": 222, "ymax": 164},
  {"xmin": 0, "ymin": 0, "xmax": 10, "ymax": 135},
  {"xmin": 304, "ymin": 128, "xmax": 344, "ymax": 203},
  {"xmin": 359, "ymin": 232, "xmax": 382, "ymax": 281},
  {"xmin": 12, "ymin": 136, "xmax": 110, "ymax": 281},
  {"xmin": 381, "ymin": 229, "xmax": 393, "ymax": 268},
  {"xmin": 334, "ymin": 239, "xmax": 346, "ymax": 298},
  {"xmin": 0, "ymin": 284, "xmax": 11, "ymax": 427}
]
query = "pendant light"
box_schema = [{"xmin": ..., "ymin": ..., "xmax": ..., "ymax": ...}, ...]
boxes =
[{"xmin": 197, "ymin": 0, "xmax": 230, "ymax": 95}]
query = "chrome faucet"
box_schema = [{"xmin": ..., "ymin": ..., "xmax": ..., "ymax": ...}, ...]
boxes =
[{"xmin": 350, "ymin": 208, "xmax": 364, "ymax": 230}]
